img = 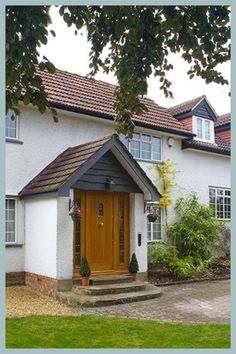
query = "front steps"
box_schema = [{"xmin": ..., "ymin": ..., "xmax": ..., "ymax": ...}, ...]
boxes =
[
  {"xmin": 57, "ymin": 276, "xmax": 162, "ymax": 308},
  {"xmin": 90, "ymin": 275, "xmax": 133, "ymax": 286}
]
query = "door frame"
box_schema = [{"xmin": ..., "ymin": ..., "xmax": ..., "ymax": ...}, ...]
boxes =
[{"xmin": 73, "ymin": 189, "xmax": 130, "ymax": 279}]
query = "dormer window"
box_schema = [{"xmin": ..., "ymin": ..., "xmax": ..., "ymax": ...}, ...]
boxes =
[{"xmin": 193, "ymin": 116, "xmax": 214, "ymax": 143}]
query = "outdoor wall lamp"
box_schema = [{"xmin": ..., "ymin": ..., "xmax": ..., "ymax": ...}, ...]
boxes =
[
  {"xmin": 106, "ymin": 177, "xmax": 116, "ymax": 191},
  {"xmin": 167, "ymin": 137, "xmax": 174, "ymax": 147}
]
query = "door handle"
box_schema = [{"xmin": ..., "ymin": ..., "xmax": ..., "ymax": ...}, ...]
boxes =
[{"xmin": 99, "ymin": 222, "xmax": 104, "ymax": 227}]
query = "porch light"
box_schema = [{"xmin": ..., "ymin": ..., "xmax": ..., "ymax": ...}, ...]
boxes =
[{"xmin": 106, "ymin": 177, "xmax": 116, "ymax": 191}]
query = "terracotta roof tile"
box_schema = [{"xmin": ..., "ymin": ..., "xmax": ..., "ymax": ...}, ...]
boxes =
[
  {"xmin": 215, "ymin": 113, "xmax": 231, "ymax": 128},
  {"xmin": 19, "ymin": 134, "xmax": 113, "ymax": 197},
  {"xmin": 167, "ymin": 95, "xmax": 205, "ymax": 117},
  {"xmin": 36, "ymin": 68, "xmax": 193, "ymax": 137}
]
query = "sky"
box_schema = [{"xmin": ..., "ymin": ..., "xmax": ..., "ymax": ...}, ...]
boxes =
[{"xmin": 38, "ymin": 6, "xmax": 231, "ymax": 115}]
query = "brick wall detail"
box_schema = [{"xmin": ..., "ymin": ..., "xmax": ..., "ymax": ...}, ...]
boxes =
[
  {"xmin": 6, "ymin": 272, "xmax": 26, "ymax": 286},
  {"xmin": 25, "ymin": 272, "xmax": 58, "ymax": 297}
]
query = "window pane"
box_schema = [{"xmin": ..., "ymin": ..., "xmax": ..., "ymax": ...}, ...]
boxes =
[
  {"xmin": 141, "ymin": 142, "xmax": 151, "ymax": 160},
  {"xmin": 209, "ymin": 188, "xmax": 231, "ymax": 220},
  {"xmin": 224, "ymin": 197, "xmax": 231, "ymax": 219},
  {"xmin": 130, "ymin": 140, "xmax": 140, "ymax": 158},
  {"xmin": 119, "ymin": 200, "xmax": 125, "ymax": 264},
  {"xmin": 217, "ymin": 196, "xmax": 224, "ymax": 219},
  {"xmin": 197, "ymin": 118, "xmax": 203, "ymax": 139},
  {"xmin": 8, "ymin": 199, "xmax": 15, "ymax": 209},
  {"xmin": 209, "ymin": 188, "xmax": 216, "ymax": 217},
  {"xmin": 147, "ymin": 223, "xmax": 151, "ymax": 242},
  {"xmin": 74, "ymin": 198, "xmax": 81, "ymax": 266},
  {"xmin": 152, "ymin": 137, "xmax": 161, "ymax": 161},
  {"xmin": 133, "ymin": 133, "xmax": 140, "ymax": 140},
  {"xmin": 142, "ymin": 134, "xmax": 151, "ymax": 142},
  {"xmin": 205, "ymin": 120, "xmax": 211, "ymax": 141},
  {"xmin": 147, "ymin": 208, "xmax": 161, "ymax": 242},
  {"xmin": 5, "ymin": 109, "xmax": 17, "ymax": 138},
  {"xmin": 5, "ymin": 199, "xmax": 16, "ymax": 243},
  {"xmin": 8, "ymin": 210, "xmax": 15, "ymax": 221}
]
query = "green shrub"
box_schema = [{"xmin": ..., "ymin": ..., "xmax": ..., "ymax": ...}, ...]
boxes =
[
  {"xmin": 148, "ymin": 241, "xmax": 176, "ymax": 269},
  {"xmin": 169, "ymin": 256, "xmax": 210, "ymax": 279},
  {"xmin": 167, "ymin": 193, "xmax": 221, "ymax": 260},
  {"xmin": 129, "ymin": 253, "xmax": 139, "ymax": 273},
  {"xmin": 169, "ymin": 256, "xmax": 196, "ymax": 278},
  {"xmin": 80, "ymin": 257, "xmax": 91, "ymax": 277}
]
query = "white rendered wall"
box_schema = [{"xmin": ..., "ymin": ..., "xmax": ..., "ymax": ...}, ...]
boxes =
[
  {"xmin": 6, "ymin": 106, "xmax": 114, "ymax": 196},
  {"xmin": 139, "ymin": 134, "xmax": 231, "ymax": 226},
  {"xmin": 25, "ymin": 198, "xmax": 57, "ymax": 278},
  {"xmin": 56, "ymin": 195, "xmax": 73, "ymax": 279},
  {"xmin": 130, "ymin": 193, "xmax": 147, "ymax": 273}
]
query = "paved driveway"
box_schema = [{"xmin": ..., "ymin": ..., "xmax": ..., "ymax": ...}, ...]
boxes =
[
  {"xmin": 80, "ymin": 279, "xmax": 230, "ymax": 323},
  {"xmin": 7, "ymin": 280, "xmax": 230, "ymax": 323}
]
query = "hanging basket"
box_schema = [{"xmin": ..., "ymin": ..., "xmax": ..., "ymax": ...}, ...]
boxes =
[
  {"xmin": 147, "ymin": 214, "xmax": 157, "ymax": 222},
  {"xmin": 70, "ymin": 213, "xmax": 80, "ymax": 222}
]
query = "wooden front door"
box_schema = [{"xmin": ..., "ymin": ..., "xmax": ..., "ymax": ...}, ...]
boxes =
[
  {"xmin": 73, "ymin": 190, "xmax": 129, "ymax": 278},
  {"xmin": 86, "ymin": 191, "xmax": 114, "ymax": 271}
]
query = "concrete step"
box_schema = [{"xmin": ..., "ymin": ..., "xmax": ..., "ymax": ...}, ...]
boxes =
[
  {"xmin": 72, "ymin": 281, "xmax": 147, "ymax": 296},
  {"xmin": 57, "ymin": 284, "xmax": 162, "ymax": 308},
  {"xmin": 89, "ymin": 275, "xmax": 132, "ymax": 286}
]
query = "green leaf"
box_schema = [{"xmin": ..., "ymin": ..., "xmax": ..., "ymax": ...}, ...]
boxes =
[
  {"xmin": 39, "ymin": 62, "xmax": 46, "ymax": 71},
  {"xmin": 23, "ymin": 94, "xmax": 30, "ymax": 105},
  {"xmin": 50, "ymin": 30, "xmax": 56, "ymax": 37},
  {"xmin": 45, "ymin": 62, "xmax": 56, "ymax": 74}
]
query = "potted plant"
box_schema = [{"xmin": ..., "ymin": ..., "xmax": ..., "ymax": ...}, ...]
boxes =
[
  {"xmin": 80, "ymin": 257, "xmax": 91, "ymax": 286},
  {"xmin": 69, "ymin": 203, "xmax": 81, "ymax": 222},
  {"xmin": 129, "ymin": 253, "xmax": 139, "ymax": 281},
  {"xmin": 147, "ymin": 206, "xmax": 158, "ymax": 222}
]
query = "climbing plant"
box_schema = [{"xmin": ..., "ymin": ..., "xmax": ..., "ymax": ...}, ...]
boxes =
[{"xmin": 155, "ymin": 159, "xmax": 177, "ymax": 227}]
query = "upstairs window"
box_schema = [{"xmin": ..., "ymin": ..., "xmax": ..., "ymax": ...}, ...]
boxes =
[
  {"xmin": 120, "ymin": 133, "xmax": 162, "ymax": 162},
  {"xmin": 5, "ymin": 109, "xmax": 18, "ymax": 139},
  {"xmin": 193, "ymin": 116, "xmax": 214, "ymax": 143},
  {"xmin": 209, "ymin": 187, "xmax": 231, "ymax": 220}
]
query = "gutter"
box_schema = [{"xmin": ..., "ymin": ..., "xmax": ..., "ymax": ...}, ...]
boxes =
[
  {"xmin": 182, "ymin": 140, "xmax": 230, "ymax": 156},
  {"xmin": 50, "ymin": 102, "xmax": 194, "ymax": 139}
]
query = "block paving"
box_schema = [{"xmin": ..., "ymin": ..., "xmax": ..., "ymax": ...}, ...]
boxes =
[{"xmin": 6, "ymin": 279, "xmax": 230, "ymax": 323}]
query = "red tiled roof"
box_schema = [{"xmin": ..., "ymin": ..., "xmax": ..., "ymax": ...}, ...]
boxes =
[
  {"xmin": 19, "ymin": 135, "xmax": 113, "ymax": 196},
  {"xmin": 167, "ymin": 95, "xmax": 205, "ymax": 117},
  {"xmin": 215, "ymin": 113, "xmax": 231, "ymax": 128},
  {"xmin": 37, "ymin": 68, "xmax": 193, "ymax": 137}
]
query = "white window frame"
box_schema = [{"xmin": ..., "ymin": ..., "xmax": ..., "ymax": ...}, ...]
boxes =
[
  {"xmin": 5, "ymin": 109, "xmax": 19, "ymax": 140},
  {"xmin": 147, "ymin": 207, "xmax": 162, "ymax": 242},
  {"xmin": 193, "ymin": 116, "xmax": 215, "ymax": 143},
  {"xmin": 120, "ymin": 132, "xmax": 162, "ymax": 162},
  {"xmin": 209, "ymin": 187, "xmax": 231, "ymax": 221},
  {"xmin": 5, "ymin": 198, "xmax": 17, "ymax": 244}
]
